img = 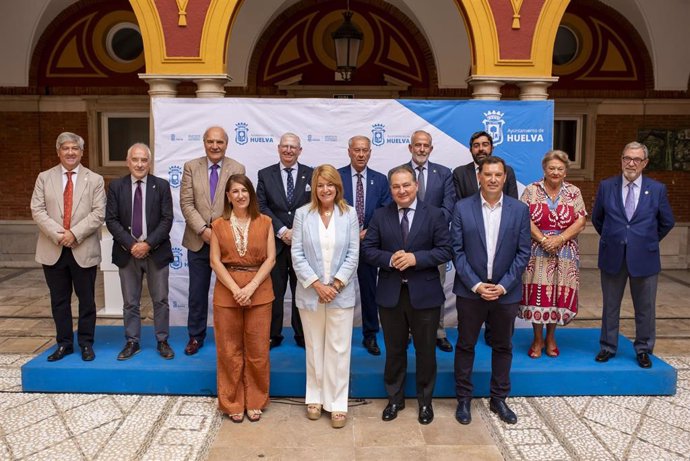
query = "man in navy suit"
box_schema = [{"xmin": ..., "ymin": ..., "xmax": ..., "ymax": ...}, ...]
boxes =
[
  {"xmin": 105, "ymin": 143, "xmax": 175, "ymax": 360},
  {"xmin": 452, "ymin": 156, "xmax": 530, "ymax": 426},
  {"xmin": 592, "ymin": 141, "xmax": 675, "ymax": 369},
  {"xmin": 452, "ymin": 131, "xmax": 519, "ymax": 346},
  {"xmin": 338, "ymin": 135, "xmax": 391, "ymax": 356},
  {"xmin": 362, "ymin": 165, "xmax": 452, "ymax": 425},
  {"xmin": 406, "ymin": 130, "xmax": 455, "ymax": 352},
  {"xmin": 257, "ymin": 132, "xmax": 314, "ymax": 348}
]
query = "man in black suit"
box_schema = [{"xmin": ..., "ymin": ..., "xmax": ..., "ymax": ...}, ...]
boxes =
[
  {"xmin": 362, "ymin": 165, "xmax": 452, "ymax": 425},
  {"xmin": 452, "ymin": 131, "xmax": 519, "ymax": 345},
  {"xmin": 105, "ymin": 143, "xmax": 175, "ymax": 360},
  {"xmin": 257, "ymin": 132, "xmax": 313, "ymax": 348}
]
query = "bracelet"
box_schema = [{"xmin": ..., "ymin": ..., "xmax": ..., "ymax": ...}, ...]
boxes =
[
  {"xmin": 329, "ymin": 281, "xmax": 342, "ymax": 293},
  {"xmin": 559, "ymin": 235, "xmax": 566, "ymax": 244},
  {"xmin": 540, "ymin": 236, "xmax": 547, "ymax": 243}
]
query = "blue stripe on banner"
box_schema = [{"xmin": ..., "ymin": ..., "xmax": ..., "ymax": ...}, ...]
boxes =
[{"xmin": 396, "ymin": 99, "xmax": 554, "ymax": 186}]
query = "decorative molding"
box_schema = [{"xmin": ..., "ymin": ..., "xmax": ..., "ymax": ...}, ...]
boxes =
[
  {"xmin": 176, "ymin": 0, "xmax": 189, "ymax": 27},
  {"xmin": 510, "ymin": 0, "xmax": 524, "ymax": 29}
]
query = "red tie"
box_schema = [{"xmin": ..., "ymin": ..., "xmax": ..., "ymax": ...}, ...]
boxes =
[{"xmin": 63, "ymin": 171, "xmax": 74, "ymax": 229}]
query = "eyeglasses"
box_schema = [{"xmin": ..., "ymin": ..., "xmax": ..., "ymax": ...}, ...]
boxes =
[{"xmin": 622, "ymin": 156, "xmax": 646, "ymax": 165}]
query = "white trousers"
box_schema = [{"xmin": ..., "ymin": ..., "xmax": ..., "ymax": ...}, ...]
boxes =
[{"xmin": 300, "ymin": 304, "xmax": 354, "ymax": 413}]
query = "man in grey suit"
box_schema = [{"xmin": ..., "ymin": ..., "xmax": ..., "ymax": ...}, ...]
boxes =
[
  {"xmin": 257, "ymin": 132, "xmax": 313, "ymax": 348},
  {"xmin": 106, "ymin": 143, "xmax": 175, "ymax": 361},
  {"xmin": 31, "ymin": 132, "xmax": 105, "ymax": 362},
  {"xmin": 180, "ymin": 126, "xmax": 245, "ymax": 355}
]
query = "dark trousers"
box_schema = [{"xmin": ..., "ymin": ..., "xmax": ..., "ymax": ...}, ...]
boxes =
[
  {"xmin": 269, "ymin": 245, "xmax": 304, "ymax": 341},
  {"xmin": 42, "ymin": 247, "xmax": 97, "ymax": 348},
  {"xmin": 454, "ymin": 296, "xmax": 518, "ymax": 400},
  {"xmin": 187, "ymin": 244, "xmax": 211, "ymax": 341},
  {"xmin": 379, "ymin": 285, "xmax": 440, "ymax": 407},
  {"xmin": 600, "ymin": 262, "xmax": 657, "ymax": 354},
  {"xmin": 358, "ymin": 257, "xmax": 379, "ymax": 340}
]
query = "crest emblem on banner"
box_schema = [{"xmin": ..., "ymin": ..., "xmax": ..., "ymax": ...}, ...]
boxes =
[
  {"xmin": 235, "ymin": 122, "xmax": 249, "ymax": 145},
  {"xmin": 170, "ymin": 247, "xmax": 185, "ymax": 270},
  {"xmin": 371, "ymin": 124, "xmax": 386, "ymax": 146},
  {"xmin": 482, "ymin": 111, "xmax": 505, "ymax": 146},
  {"xmin": 168, "ymin": 165, "xmax": 182, "ymax": 188}
]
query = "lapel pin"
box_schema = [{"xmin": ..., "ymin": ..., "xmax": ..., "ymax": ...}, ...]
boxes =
[
  {"xmin": 644, "ymin": 190, "xmax": 649, "ymax": 195},
  {"xmin": 370, "ymin": 180, "xmax": 374, "ymax": 185},
  {"xmin": 433, "ymin": 169, "xmax": 437, "ymax": 174},
  {"xmin": 153, "ymin": 185, "xmax": 156, "ymax": 189}
]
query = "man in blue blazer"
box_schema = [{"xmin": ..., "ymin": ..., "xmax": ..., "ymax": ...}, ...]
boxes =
[
  {"xmin": 592, "ymin": 141, "xmax": 675, "ymax": 369},
  {"xmin": 452, "ymin": 156, "xmax": 530, "ymax": 426},
  {"xmin": 257, "ymin": 132, "xmax": 314, "ymax": 348},
  {"xmin": 362, "ymin": 164, "xmax": 452, "ymax": 425},
  {"xmin": 405, "ymin": 130, "xmax": 456, "ymax": 352},
  {"xmin": 105, "ymin": 143, "xmax": 175, "ymax": 360},
  {"xmin": 338, "ymin": 135, "xmax": 391, "ymax": 356}
]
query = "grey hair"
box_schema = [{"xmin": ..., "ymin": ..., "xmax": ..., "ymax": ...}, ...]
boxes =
[
  {"xmin": 348, "ymin": 135, "xmax": 371, "ymax": 148},
  {"xmin": 280, "ymin": 132, "xmax": 302, "ymax": 147},
  {"xmin": 55, "ymin": 132, "xmax": 84, "ymax": 151},
  {"xmin": 623, "ymin": 141, "xmax": 649, "ymax": 159},
  {"xmin": 127, "ymin": 143, "xmax": 152, "ymax": 160},
  {"xmin": 410, "ymin": 130, "xmax": 432, "ymax": 145}
]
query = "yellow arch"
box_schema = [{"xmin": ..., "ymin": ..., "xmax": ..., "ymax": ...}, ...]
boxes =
[
  {"xmin": 129, "ymin": 0, "xmax": 242, "ymax": 75},
  {"xmin": 457, "ymin": 0, "xmax": 570, "ymax": 78}
]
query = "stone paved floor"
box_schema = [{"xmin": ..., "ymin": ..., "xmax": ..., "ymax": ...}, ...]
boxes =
[{"xmin": 0, "ymin": 268, "xmax": 689, "ymax": 460}]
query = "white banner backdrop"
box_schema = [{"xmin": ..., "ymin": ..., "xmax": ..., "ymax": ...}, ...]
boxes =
[{"xmin": 152, "ymin": 98, "xmax": 553, "ymax": 327}]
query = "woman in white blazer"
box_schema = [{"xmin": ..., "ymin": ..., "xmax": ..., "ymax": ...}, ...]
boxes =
[{"xmin": 291, "ymin": 164, "xmax": 360, "ymax": 429}]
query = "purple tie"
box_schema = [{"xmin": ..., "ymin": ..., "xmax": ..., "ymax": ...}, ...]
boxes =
[
  {"xmin": 625, "ymin": 182, "xmax": 636, "ymax": 220},
  {"xmin": 132, "ymin": 180, "xmax": 143, "ymax": 238},
  {"xmin": 210, "ymin": 164, "xmax": 220, "ymax": 203},
  {"xmin": 355, "ymin": 173, "xmax": 364, "ymax": 227}
]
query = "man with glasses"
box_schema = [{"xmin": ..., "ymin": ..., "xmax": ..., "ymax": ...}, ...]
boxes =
[
  {"xmin": 592, "ymin": 141, "xmax": 675, "ymax": 368},
  {"xmin": 257, "ymin": 133, "xmax": 313, "ymax": 348},
  {"xmin": 338, "ymin": 135, "xmax": 391, "ymax": 355}
]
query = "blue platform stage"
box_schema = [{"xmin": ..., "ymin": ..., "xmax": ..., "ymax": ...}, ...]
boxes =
[{"xmin": 22, "ymin": 326, "xmax": 676, "ymax": 397}]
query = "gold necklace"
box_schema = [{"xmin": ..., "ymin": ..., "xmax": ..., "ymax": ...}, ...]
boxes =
[{"xmin": 230, "ymin": 212, "xmax": 250, "ymax": 256}]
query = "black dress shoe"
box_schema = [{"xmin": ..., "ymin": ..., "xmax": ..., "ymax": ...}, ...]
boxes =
[
  {"xmin": 637, "ymin": 352, "xmax": 652, "ymax": 369},
  {"xmin": 184, "ymin": 338, "xmax": 203, "ymax": 356},
  {"xmin": 382, "ymin": 402, "xmax": 405, "ymax": 421},
  {"xmin": 489, "ymin": 398, "xmax": 517, "ymax": 424},
  {"xmin": 418, "ymin": 405, "xmax": 434, "ymax": 425},
  {"xmin": 117, "ymin": 341, "xmax": 140, "ymax": 361},
  {"xmin": 47, "ymin": 345, "xmax": 73, "ymax": 362},
  {"xmin": 455, "ymin": 399, "xmax": 472, "ymax": 425},
  {"xmin": 269, "ymin": 337, "xmax": 283, "ymax": 349},
  {"xmin": 81, "ymin": 344, "xmax": 95, "ymax": 362},
  {"xmin": 157, "ymin": 341, "xmax": 175, "ymax": 360},
  {"xmin": 295, "ymin": 337, "xmax": 306, "ymax": 348},
  {"xmin": 363, "ymin": 337, "xmax": 381, "ymax": 356},
  {"xmin": 436, "ymin": 337, "xmax": 453, "ymax": 352},
  {"xmin": 595, "ymin": 350, "xmax": 615, "ymax": 363}
]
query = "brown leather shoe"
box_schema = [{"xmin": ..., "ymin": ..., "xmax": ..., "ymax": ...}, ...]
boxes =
[{"xmin": 184, "ymin": 338, "xmax": 202, "ymax": 356}]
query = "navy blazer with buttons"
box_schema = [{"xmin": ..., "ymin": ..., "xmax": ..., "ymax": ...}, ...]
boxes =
[
  {"xmin": 337, "ymin": 165, "xmax": 391, "ymax": 229},
  {"xmin": 256, "ymin": 162, "xmax": 314, "ymax": 254},
  {"xmin": 362, "ymin": 200, "xmax": 452, "ymax": 310},
  {"xmin": 592, "ymin": 175, "xmax": 674, "ymax": 277},
  {"xmin": 451, "ymin": 193, "xmax": 531, "ymax": 304},
  {"xmin": 105, "ymin": 174, "xmax": 173, "ymax": 269}
]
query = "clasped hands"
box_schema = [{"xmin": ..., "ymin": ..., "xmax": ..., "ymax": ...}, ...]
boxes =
[
  {"xmin": 130, "ymin": 242, "xmax": 151, "ymax": 259},
  {"xmin": 540, "ymin": 235, "xmax": 564, "ymax": 254},
  {"xmin": 313, "ymin": 279, "xmax": 342, "ymax": 304},
  {"xmin": 57, "ymin": 230, "xmax": 76, "ymax": 248},
  {"xmin": 477, "ymin": 283, "xmax": 503, "ymax": 301},
  {"xmin": 234, "ymin": 280, "xmax": 258, "ymax": 306},
  {"xmin": 391, "ymin": 250, "xmax": 416, "ymax": 271}
]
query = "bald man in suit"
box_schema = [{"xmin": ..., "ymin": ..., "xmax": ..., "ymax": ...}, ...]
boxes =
[
  {"xmin": 180, "ymin": 126, "xmax": 245, "ymax": 355},
  {"xmin": 31, "ymin": 132, "xmax": 105, "ymax": 362}
]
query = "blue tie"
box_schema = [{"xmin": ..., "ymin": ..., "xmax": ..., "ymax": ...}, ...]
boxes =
[
  {"xmin": 209, "ymin": 164, "xmax": 219, "ymax": 204},
  {"xmin": 401, "ymin": 208, "xmax": 409, "ymax": 244},
  {"xmin": 625, "ymin": 182, "xmax": 636, "ymax": 220},
  {"xmin": 285, "ymin": 168, "xmax": 295, "ymax": 205}
]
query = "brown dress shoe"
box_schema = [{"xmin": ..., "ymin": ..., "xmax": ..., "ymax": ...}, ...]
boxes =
[{"xmin": 184, "ymin": 338, "xmax": 202, "ymax": 356}]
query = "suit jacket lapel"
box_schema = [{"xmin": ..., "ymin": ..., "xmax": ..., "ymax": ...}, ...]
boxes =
[
  {"xmin": 494, "ymin": 198, "xmax": 512, "ymax": 256},
  {"xmin": 272, "ymin": 164, "xmax": 289, "ymax": 208},
  {"xmin": 405, "ymin": 202, "xmax": 425, "ymax": 247},
  {"xmin": 145, "ymin": 176, "xmax": 154, "ymax": 219},
  {"xmin": 307, "ymin": 211, "xmax": 323, "ymax": 263},
  {"xmin": 386, "ymin": 203, "xmax": 404, "ymax": 249},
  {"xmin": 472, "ymin": 195, "xmax": 487, "ymax": 251},
  {"xmin": 613, "ymin": 176, "xmax": 626, "ymax": 217},
  {"xmin": 465, "ymin": 165, "xmax": 479, "ymax": 195},
  {"xmin": 196, "ymin": 158, "xmax": 212, "ymax": 208},
  {"xmin": 51, "ymin": 166, "xmax": 65, "ymax": 216},
  {"xmin": 71, "ymin": 167, "xmax": 88, "ymax": 217},
  {"xmin": 342, "ymin": 168, "xmax": 354, "ymax": 203},
  {"xmin": 293, "ymin": 164, "xmax": 310, "ymax": 205}
]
